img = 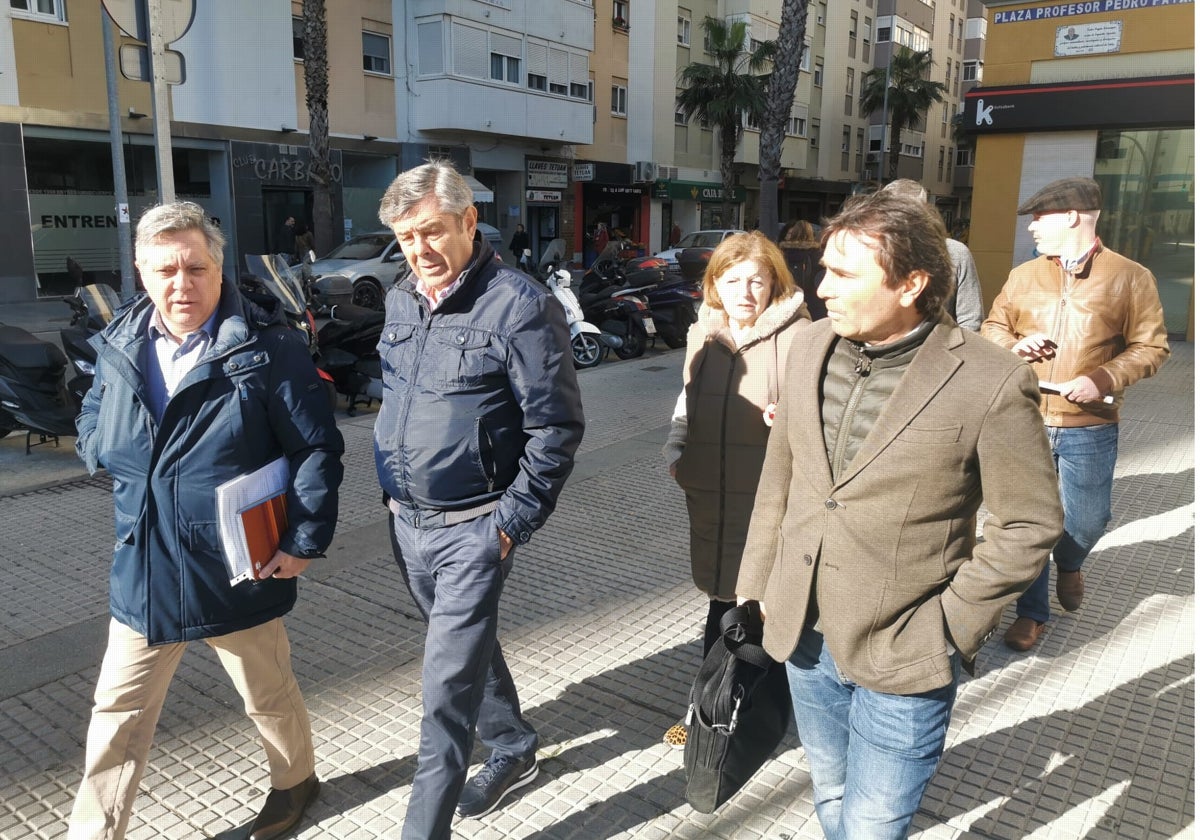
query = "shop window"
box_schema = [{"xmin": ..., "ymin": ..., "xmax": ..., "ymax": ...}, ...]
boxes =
[
  {"xmin": 362, "ymin": 31, "xmax": 392, "ymax": 75},
  {"xmin": 9, "ymin": 0, "xmax": 65, "ymax": 22}
]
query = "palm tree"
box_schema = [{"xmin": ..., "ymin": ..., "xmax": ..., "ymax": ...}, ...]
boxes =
[
  {"xmin": 859, "ymin": 47, "xmax": 947, "ymax": 182},
  {"xmin": 757, "ymin": 0, "xmax": 809, "ymax": 240},
  {"xmin": 302, "ymin": 0, "xmax": 334, "ymax": 255},
  {"xmin": 677, "ymin": 17, "xmax": 775, "ymax": 227}
]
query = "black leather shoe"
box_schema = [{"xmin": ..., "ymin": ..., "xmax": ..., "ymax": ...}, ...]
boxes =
[{"xmin": 249, "ymin": 773, "xmax": 319, "ymax": 840}]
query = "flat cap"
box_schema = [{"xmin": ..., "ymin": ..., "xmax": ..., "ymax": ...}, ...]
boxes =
[{"xmin": 1017, "ymin": 177, "xmax": 1102, "ymax": 215}]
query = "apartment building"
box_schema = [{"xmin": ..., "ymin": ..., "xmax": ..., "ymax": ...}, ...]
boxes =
[{"xmin": 0, "ymin": 0, "xmax": 408, "ymax": 302}]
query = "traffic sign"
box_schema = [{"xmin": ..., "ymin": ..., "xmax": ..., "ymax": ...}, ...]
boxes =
[
  {"xmin": 119, "ymin": 44, "xmax": 185, "ymax": 85},
  {"xmin": 102, "ymin": 0, "xmax": 195, "ymax": 44}
]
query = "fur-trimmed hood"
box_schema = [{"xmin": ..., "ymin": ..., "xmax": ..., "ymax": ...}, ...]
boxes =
[{"xmin": 696, "ymin": 290, "xmax": 810, "ymax": 353}]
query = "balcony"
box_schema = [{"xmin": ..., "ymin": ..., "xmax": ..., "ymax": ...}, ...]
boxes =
[{"xmin": 410, "ymin": 77, "xmax": 593, "ymax": 144}]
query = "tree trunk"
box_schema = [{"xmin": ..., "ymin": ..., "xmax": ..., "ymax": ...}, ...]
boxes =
[
  {"xmin": 720, "ymin": 125, "xmax": 739, "ymax": 228},
  {"xmin": 888, "ymin": 119, "xmax": 903, "ymax": 182},
  {"xmin": 302, "ymin": 0, "xmax": 334, "ymax": 255},
  {"xmin": 758, "ymin": 0, "xmax": 808, "ymax": 240}
]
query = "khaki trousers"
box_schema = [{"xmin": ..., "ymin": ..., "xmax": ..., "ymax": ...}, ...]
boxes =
[{"xmin": 67, "ymin": 617, "xmax": 314, "ymax": 840}]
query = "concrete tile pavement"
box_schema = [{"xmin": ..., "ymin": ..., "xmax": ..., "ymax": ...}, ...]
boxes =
[{"xmin": 0, "ymin": 341, "xmax": 1192, "ymax": 839}]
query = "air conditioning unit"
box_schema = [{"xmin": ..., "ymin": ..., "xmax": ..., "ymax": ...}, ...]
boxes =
[{"xmin": 633, "ymin": 161, "xmax": 658, "ymax": 182}]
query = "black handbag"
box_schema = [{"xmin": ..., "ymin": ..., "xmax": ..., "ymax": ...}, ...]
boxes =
[{"xmin": 683, "ymin": 604, "xmax": 792, "ymax": 813}]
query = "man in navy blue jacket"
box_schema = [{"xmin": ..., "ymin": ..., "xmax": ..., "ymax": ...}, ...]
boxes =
[
  {"xmin": 68, "ymin": 202, "xmax": 343, "ymax": 840},
  {"xmin": 375, "ymin": 162, "xmax": 584, "ymax": 840}
]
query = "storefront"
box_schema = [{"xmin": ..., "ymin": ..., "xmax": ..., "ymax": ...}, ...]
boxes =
[
  {"xmin": 574, "ymin": 161, "xmax": 646, "ymax": 266},
  {"xmin": 653, "ymin": 178, "xmax": 747, "ymax": 238},
  {"xmin": 966, "ymin": 0, "xmax": 1193, "ymax": 337},
  {"xmin": 524, "ymin": 158, "xmax": 571, "ymax": 266},
  {"xmin": 20, "ymin": 128, "xmax": 232, "ymax": 297}
]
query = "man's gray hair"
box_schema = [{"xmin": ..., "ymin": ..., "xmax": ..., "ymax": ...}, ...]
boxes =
[
  {"xmin": 881, "ymin": 179, "xmax": 929, "ymax": 204},
  {"xmin": 378, "ymin": 160, "xmax": 475, "ymax": 227},
  {"xmin": 135, "ymin": 201, "xmax": 225, "ymax": 266}
]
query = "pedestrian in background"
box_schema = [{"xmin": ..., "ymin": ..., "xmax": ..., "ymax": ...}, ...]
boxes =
[
  {"xmin": 277, "ymin": 215, "xmax": 297, "ymax": 261},
  {"xmin": 778, "ymin": 219, "xmax": 827, "ymax": 320},
  {"xmin": 68, "ymin": 201, "xmax": 344, "ymax": 840},
  {"xmin": 737, "ymin": 191, "xmax": 1061, "ymax": 838},
  {"xmin": 982, "ymin": 176, "xmax": 1169, "ymax": 651},
  {"xmin": 374, "ymin": 162, "xmax": 584, "ymax": 840},
  {"xmin": 661, "ymin": 230, "xmax": 810, "ymax": 748},
  {"xmin": 508, "ymin": 223, "xmax": 530, "ymax": 266},
  {"xmin": 294, "ymin": 220, "xmax": 315, "ymax": 261},
  {"xmin": 882, "ymin": 179, "xmax": 984, "ymax": 330}
]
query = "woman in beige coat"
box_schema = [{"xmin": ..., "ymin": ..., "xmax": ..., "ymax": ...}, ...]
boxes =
[{"xmin": 662, "ymin": 231, "xmax": 810, "ymax": 747}]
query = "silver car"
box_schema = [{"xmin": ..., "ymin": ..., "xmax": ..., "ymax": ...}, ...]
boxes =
[
  {"xmin": 654, "ymin": 229, "xmax": 742, "ymax": 270},
  {"xmin": 308, "ymin": 223, "xmax": 503, "ymax": 310}
]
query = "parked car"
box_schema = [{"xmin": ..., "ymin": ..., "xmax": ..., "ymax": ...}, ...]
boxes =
[
  {"xmin": 307, "ymin": 223, "xmax": 503, "ymax": 310},
  {"xmin": 654, "ymin": 229, "xmax": 742, "ymax": 270}
]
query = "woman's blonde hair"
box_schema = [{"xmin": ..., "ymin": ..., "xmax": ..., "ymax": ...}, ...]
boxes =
[{"xmin": 701, "ymin": 231, "xmax": 796, "ymax": 310}]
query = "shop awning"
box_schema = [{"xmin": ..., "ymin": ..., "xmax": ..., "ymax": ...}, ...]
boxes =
[{"xmin": 463, "ymin": 174, "xmax": 494, "ymax": 203}]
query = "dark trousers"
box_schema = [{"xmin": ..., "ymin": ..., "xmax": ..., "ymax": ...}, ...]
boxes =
[
  {"xmin": 389, "ymin": 513, "xmax": 538, "ymax": 840},
  {"xmin": 703, "ymin": 599, "xmax": 738, "ymax": 656}
]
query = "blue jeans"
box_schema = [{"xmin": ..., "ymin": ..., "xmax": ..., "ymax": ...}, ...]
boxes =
[
  {"xmin": 786, "ymin": 629, "xmax": 960, "ymax": 840},
  {"xmin": 1015, "ymin": 423, "xmax": 1118, "ymax": 623},
  {"xmin": 389, "ymin": 513, "xmax": 538, "ymax": 840}
]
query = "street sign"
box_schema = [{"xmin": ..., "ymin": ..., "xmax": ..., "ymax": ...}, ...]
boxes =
[
  {"xmin": 102, "ymin": 0, "xmax": 195, "ymax": 44},
  {"xmin": 118, "ymin": 44, "xmax": 185, "ymax": 85}
]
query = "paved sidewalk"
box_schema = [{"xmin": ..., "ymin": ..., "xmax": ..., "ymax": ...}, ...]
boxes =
[{"xmin": 0, "ymin": 342, "xmax": 1192, "ymax": 840}]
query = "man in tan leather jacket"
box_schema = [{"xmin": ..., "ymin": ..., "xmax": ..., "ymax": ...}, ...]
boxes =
[
  {"xmin": 982, "ymin": 177, "xmax": 1169, "ymax": 652},
  {"xmin": 737, "ymin": 192, "xmax": 1062, "ymax": 839}
]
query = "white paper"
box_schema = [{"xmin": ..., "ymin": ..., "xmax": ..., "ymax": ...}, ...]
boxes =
[{"xmin": 215, "ymin": 456, "xmax": 289, "ymax": 585}]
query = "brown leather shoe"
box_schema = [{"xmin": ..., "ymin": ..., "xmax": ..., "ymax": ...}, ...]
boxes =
[
  {"xmin": 1003, "ymin": 617, "xmax": 1045, "ymax": 652},
  {"xmin": 1057, "ymin": 570, "xmax": 1085, "ymax": 612},
  {"xmin": 249, "ymin": 773, "xmax": 319, "ymax": 840}
]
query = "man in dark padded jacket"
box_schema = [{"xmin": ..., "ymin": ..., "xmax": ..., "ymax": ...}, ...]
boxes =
[{"xmin": 374, "ymin": 162, "xmax": 584, "ymax": 840}]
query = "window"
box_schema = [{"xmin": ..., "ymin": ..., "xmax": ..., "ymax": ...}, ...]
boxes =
[
  {"xmin": 948, "ymin": 14, "xmax": 955, "ymax": 47},
  {"xmin": 863, "ymin": 17, "xmax": 872, "ymax": 62},
  {"xmin": 613, "ymin": 0, "xmax": 628, "ymax": 28},
  {"xmin": 744, "ymin": 111, "xmax": 761, "ymax": 131},
  {"xmin": 677, "ymin": 14, "xmax": 691, "ymax": 45},
  {"xmin": 363, "ymin": 31, "xmax": 392, "ymax": 75},
  {"xmin": 9, "ymin": 0, "xmax": 65, "ymax": 21},
  {"xmin": 955, "ymin": 147, "xmax": 974, "ymax": 166},
  {"xmin": 842, "ymin": 125, "xmax": 851, "ymax": 151},
  {"xmin": 800, "ymin": 45, "xmax": 811, "ymax": 72},
  {"xmin": 954, "ymin": 61, "xmax": 961, "ymax": 84},
  {"xmin": 675, "ymin": 103, "xmax": 688, "ymax": 126},
  {"xmin": 817, "ymin": 3, "xmax": 826, "ymax": 25},
  {"xmin": 750, "ymin": 38, "xmax": 764, "ymax": 54},
  {"xmin": 528, "ymin": 73, "xmax": 547, "ymax": 91},
  {"xmin": 877, "ymin": 26, "xmax": 891, "ymax": 43},
  {"xmin": 292, "ymin": 17, "xmax": 305, "ymax": 61},
  {"xmin": 845, "ymin": 68, "xmax": 855, "ymax": 116},
  {"xmin": 957, "ymin": 18, "xmax": 963, "ymax": 48},
  {"xmin": 611, "ymin": 83, "xmax": 627, "ymax": 116},
  {"xmin": 938, "ymin": 146, "xmax": 945, "ymax": 180},
  {"xmin": 810, "ymin": 119, "xmax": 820, "ymax": 148},
  {"xmin": 963, "ymin": 60, "xmax": 981, "ymax": 81},
  {"xmin": 570, "ymin": 82, "xmax": 591, "ymax": 100},
  {"xmin": 787, "ymin": 116, "xmax": 807, "ymax": 137},
  {"xmin": 491, "ymin": 53, "xmax": 519, "ymax": 83},
  {"xmin": 814, "ymin": 61, "xmax": 823, "ymax": 87}
]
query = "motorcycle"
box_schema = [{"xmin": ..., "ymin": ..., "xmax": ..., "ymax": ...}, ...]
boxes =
[
  {"xmin": 316, "ymin": 302, "xmax": 385, "ymax": 415},
  {"xmin": 578, "ymin": 276, "xmax": 656, "ymax": 361},
  {"xmin": 545, "ymin": 267, "xmax": 621, "ymax": 369},
  {"xmin": 641, "ymin": 274, "xmax": 701, "ymax": 349}
]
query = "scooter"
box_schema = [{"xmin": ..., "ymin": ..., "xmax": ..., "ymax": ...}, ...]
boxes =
[
  {"xmin": 316, "ymin": 302, "xmax": 385, "ymax": 415},
  {"xmin": 0, "ymin": 323, "xmax": 79, "ymax": 453},
  {"xmin": 545, "ymin": 267, "xmax": 621, "ymax": 369},
  {"xmin": 642, "ymin": 273, "xmax": 701, "ymax": 349},
  {"xmin": 242, "ymin": 254, "xmax": 339, "ymax": 407},
  {"xmin": 578, "ymin": 275, "xmax": 656, "ymax": 361},
  {"xmin": 60, "ymin": 284, "xmax": 121, "ymax": 408}
]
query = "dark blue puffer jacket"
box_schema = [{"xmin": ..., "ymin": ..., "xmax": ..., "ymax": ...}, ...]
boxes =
[
  {"xmin": 76, "ymin": 282, "xmax": 344, "ymax": 645},
  {"xmin": 374, "ymin": 239, "xmax": 584, "ymax": 545}
]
